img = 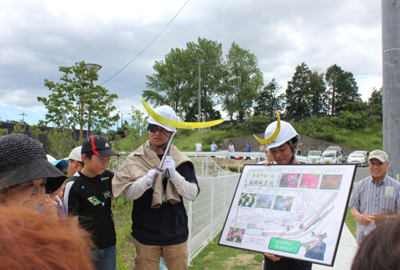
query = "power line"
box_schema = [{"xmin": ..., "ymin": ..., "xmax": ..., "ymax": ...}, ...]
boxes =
[
  {"xmin": 100, "ymin": 0, "xmax": 190, "ymax": 86},
  {"xmin": 216, "ymin": 0, "xmax": 235, "ymax": 41}
]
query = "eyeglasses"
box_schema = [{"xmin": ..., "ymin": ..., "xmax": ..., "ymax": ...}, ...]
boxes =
[
  {"xmin": 148, "ymin": 124, "xmax": 161, "ymax": 133},
  {"xmin": 370, "ymin": 161, "xmax": 386, "ymax": 167},
  {"xmin": 148, "ymin": 124, "xmax": 170, "ymax": 137}
]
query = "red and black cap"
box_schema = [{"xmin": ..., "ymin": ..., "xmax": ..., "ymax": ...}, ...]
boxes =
[{"xmin": 81, "ymin": 135, "xmax": 120, "ymax": 157}]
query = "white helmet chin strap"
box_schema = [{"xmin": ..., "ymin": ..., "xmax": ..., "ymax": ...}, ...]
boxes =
[
  {"xmin": 287, "ymin": 140, "xmax": 296, "ymax": 164},
  {"xmin": 287, "ymin": 135, "xmax": 299, "ymax": 164}
]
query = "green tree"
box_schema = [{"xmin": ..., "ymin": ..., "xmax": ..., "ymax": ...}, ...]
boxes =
[
  {"xmin": 325, "ymin": 64, "xmax": 361, "ymax": 115},
  {"xmin": 144, "ymin": 38, "xmax": 224, "ymax": 121},
  {"xmin": 12, "ymin": 123, "xmax": 26, "ymax": 134},
  {"xmin": 29, "ymin": 125, "xmax": 45, "ymax": 142},
  {"xmin": 308, "ymin": 69, "xmax": 329, "ymax": 115},
  {"xmin": 144, "ymin": 47, "xmax": 191, "ymax": 117},
  {"xmin": 368, "ymin": 87, "xmax": 383, "ymax": 115},
  {"xmin": 45, "ymin": 129, "xmax": 75, "ymax": 159},
  {"xmin": 128, "ymin": 106, "xmax": 147, "ymax": 137},
  {"xmin": 186, "ymin": 38, "xmax": 224, "ymax": 121},
  {"xmin": 0, "ymin": 121, "xmax": 8, "ymax": 136},
  {"xmin": 342, "ymin": 100, "xmax": 368, "ymax": 114},
  {"xmin": 38, "ymin": 61, "xmax": 119, "ymax": 144},
  {"xmin": 222, "ymin": 42, "xmax": 264, "ymax": 120},
  {"xmin": 254, "ymin": 78, "xmax": 284, "ymax": 117},
  {"xmin": 117, "ymin": 106, "xmax": 149, "ymax": 152},
  {"xmin": 285, "ymin": 63, "xmax": 312, "ymax": 116}
]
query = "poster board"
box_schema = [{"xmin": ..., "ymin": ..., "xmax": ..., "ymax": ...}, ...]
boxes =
[{"xmin": 218, "ymin": 164, "xmax": 356, "ymax": 266}]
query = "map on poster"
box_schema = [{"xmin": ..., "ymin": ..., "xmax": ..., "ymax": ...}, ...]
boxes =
[{"xmin": 218, "ymin": 164, "xmax": 356, "ymax": 266}]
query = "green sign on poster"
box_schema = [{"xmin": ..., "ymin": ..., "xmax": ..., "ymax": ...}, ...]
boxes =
[{"xmin": 268, "ymin": 238, "xmax": 302, "ymax": 254}]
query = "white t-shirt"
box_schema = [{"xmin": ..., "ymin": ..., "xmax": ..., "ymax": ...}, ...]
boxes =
[
  {"xmin": 228, "ymin": 144, "xmax": 235, "ymax": 152},
  {"xmin": 196, "ymin": 143, "xmax": 202, "ymax": 152}
]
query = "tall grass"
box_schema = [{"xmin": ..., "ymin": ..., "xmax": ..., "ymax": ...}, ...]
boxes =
[
  {"xmin": 113, "ymin": 196, "xmax": 135, "ymax": 270},
  {"xmin": 293, "ymin": 116, "xmax": 382, "ymax": 151},
  {"xmin": 174, "ymin": 130, "xmax": 233, "ymax": 151}
]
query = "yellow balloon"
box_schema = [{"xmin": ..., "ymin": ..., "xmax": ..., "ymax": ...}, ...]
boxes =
[
  {"xmin": 142, "ymin": 100, "xmax": 224, "ymax": 129},
  {"xmin": 253, "ymin": 112, "xmax": 281, "ymax": 144}
]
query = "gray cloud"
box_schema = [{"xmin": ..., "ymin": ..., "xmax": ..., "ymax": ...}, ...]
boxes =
[{"xmin": 0, "ymin": 0, "xmax": 382, "ymax": 124}]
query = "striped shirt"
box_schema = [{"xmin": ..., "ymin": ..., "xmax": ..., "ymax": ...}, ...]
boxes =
[{"xmin": 349, "ymin": 174, "xmax": 400, "ymax": 243}]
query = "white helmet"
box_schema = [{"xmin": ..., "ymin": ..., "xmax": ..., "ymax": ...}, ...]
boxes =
[
  {"xmin": 147, "ymin": 105, "xmax": 177, "ymax": 132},
  {"xmin": 265, "ymin": 120, "xmax": 299, "ymax": 149}
]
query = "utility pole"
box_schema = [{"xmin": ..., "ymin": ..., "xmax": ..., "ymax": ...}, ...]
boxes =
[
  {"xmin": 197, "ymin": 58, "xmax": 206, "ymax": 122},
  {"xmin": 117, "ymin": 111, "xmax": 121, "ymax": 131},
  {"xmin": 19, "ymin": 112, "xmax": 27, "ymax": 123},
  {"xmin": 331, "ymin": 77, "xmax": 335, "ymax": 116},
  {"xmin": 382, "ymin": 0, "xmax": 400, "ymax": 178}
]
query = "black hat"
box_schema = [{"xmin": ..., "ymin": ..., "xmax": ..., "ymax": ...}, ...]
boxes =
[
  {"xmin": 0, "ymin": 134, "xmax": 67, "ymax": 194},
  {"xmin": 81, "ymin": 135, "xmax": 120, "ymax": 157}
]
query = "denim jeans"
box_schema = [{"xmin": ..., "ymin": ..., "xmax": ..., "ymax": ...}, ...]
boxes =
[{"xmin": 91, "ymin": 245, "xmax": 117, "ymax": 270}]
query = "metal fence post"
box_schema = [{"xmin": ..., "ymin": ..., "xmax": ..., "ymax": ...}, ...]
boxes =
[
  {"xmin": 188, "ymin": 200, "xmax": 193, "ymax": 266},
  {"xmin": 206, "ymin": 159, "xmax": 208, "ymax": 176},
  {"xmin": 201, "ymin": 157, "xmax": 204, "ymax": 176},
  {"xmin": 210, "ymin": 178, "xmax": 215, "ymax": 239}
]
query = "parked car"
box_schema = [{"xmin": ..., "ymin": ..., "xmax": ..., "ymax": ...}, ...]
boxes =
[
  {"xmin": 307, "ymin": 150, "xmax": 322, "ymax": 164},
  {"xmin": 326, "ymin": 146, "xmax": 343, "ymax": 163},
  {"xmin": 320, "ymin": 150, "xmax": 340, "ymax": 164},
  {"xmin": 347, "ymin": 152, "xmax": 367, "ymax": 167},
  {"xmin": 353, "ymin": 150, "xmax": 368, "ymax": 159}
]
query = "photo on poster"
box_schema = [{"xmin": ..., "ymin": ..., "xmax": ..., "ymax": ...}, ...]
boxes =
[{"xmin": 218, "ymin": 164, "xmax": 356, "ymax": 266}]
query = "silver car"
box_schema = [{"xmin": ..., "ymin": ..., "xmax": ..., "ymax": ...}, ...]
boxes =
[
  {"xmin": 347, "ymin": 152, "xmax": 367, "ymax": 167},
  {"xmin": 307, "ymin": 150, "xmax": 322, "ymax": 164},
  {"xmin": 320, "ymin": 150, "xmax": 339, "ymax": 164}
]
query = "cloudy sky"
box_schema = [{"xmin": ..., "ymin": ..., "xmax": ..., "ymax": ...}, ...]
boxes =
[{"xmin": 0, "ymin": 0, "xmax": 382, "ymax": 127}]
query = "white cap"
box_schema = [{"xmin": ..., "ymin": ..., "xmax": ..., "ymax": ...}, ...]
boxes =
[
  {"xmin": 369, "ymin": 150, "xmax": 389, "ymax": 163},
  {"xmin": 265, "ymin": 121, "xmax": 298, "ymax": 149},
  {"xmin": 67, "ymin": 146, "xmax": 82, "ymax": 162},
  {"xmin": 46, "ymin": 154, "xmax": 56, "ymax": 162},
  {"xmin": 147, "ymin": 105, "xmax": 177, "ymax": 132}
]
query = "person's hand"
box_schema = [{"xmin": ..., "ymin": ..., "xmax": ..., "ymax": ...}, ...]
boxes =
[
  {"xmin": 261, "ymin": 161, "xmax": 274, "ymax": 165},
  {"xmin": 162, "ymin": 156, "xmax": 176, "ymax": 178},
  {"xmin": 357, "ymin": 213, "xmax": 372, "ymax": 225},
  {"xmin": 372, "ymin": 212, "xmax": 387, "ymax": 223},
  {"xmin": 265, "ymin": 253, "xmax": 281, "ymax": 262},
  {"xmin": 145, "ymin": 169, "xmax": 162, "ymax": 186}
]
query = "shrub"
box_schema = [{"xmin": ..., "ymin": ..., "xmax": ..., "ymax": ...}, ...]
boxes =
[{"xmin": 332, "ymin": 111, "xmax": 366, "ymax": 130}]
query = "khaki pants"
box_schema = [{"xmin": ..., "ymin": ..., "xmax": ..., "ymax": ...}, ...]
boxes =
[{"xmin": 133, "ymin": 238, "xmax": 188, "ymax": 270}]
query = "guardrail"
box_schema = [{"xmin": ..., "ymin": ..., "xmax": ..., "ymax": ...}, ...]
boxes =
[
  {"xmin": 183, "ymin": 151, "xmax": 308, "ymax": 164},
  {"xmin": 183, "ymin": 151, "xmax": 265, "ymax": 160}
]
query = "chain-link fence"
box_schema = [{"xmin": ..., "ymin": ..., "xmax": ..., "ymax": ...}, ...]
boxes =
[{"xmin": 185, "ymin": 157, "xmax": 240, "ymax": 265}]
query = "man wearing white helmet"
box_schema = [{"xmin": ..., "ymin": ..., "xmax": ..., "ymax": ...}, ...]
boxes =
[
  {"xmin": 259, "ymin": 120, "xmax": 312, "ymax": 270},
  {"xmin": 112, "ymin": 105, "xmax": 200, "ymax": 270}
]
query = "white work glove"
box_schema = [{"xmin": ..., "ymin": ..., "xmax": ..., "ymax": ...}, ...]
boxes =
[
  {"xmin": 145, "ymin": 169, "xmax": 162, "ymax": 186},
  {"xmin": 162, "ymin": 156, "xmax": 176, "ymax": 179}
]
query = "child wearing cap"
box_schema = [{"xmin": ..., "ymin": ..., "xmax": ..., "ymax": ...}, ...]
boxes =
[
  {"xmin": 67, "ymin": 146, "xmax": 84, "ymax": 177},
  {"xmin": 0, "ymin": 134, "xmax": 67, "ymax": 206},
  {"xmin": 64, "ymin": 135, "xmax": 120, "ymax": 270}
]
